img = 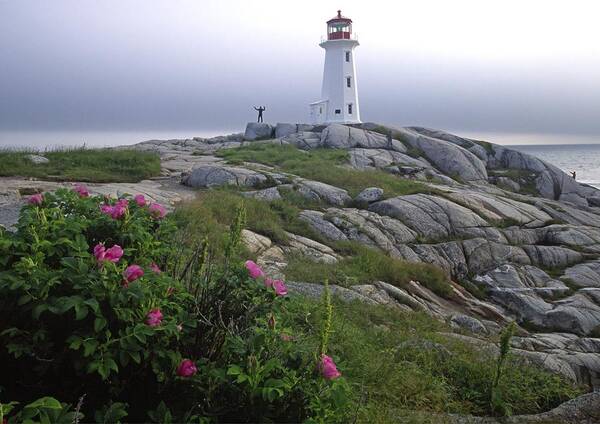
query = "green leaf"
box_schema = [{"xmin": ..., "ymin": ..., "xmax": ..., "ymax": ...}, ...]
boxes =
[
  {"xmin": 24, "ymin": 397, "xmax": 62, "ymax": 410},
  {"xmin": 94, "ymin": 317, "xmax": 107, "ymax": 332},
  {"xmin": 32, "ymin": 304, "xmax": 48, "ymax": 319},
  {"xmin": 67, "ymin": 336, "xmax": 83, "ymax": 350},
  {"xmin": 82, "ymin": 339, "xmax": 98, "ymax": 357},
  {"xmin": 74, "ymin": 303, "xmax": 88, "ymax": 320},
  {"xmin": 227, "ymin": 365, "xmax": 242, "ymax": 376}
]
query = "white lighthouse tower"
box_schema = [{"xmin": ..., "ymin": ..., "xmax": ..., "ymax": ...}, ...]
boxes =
[{"xmin": 310, "ymin": 10, "xmax": 361, "ymax": 124}]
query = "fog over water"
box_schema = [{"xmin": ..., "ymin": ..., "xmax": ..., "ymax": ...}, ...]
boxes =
[{"xmin": 1, "ymin": 0, "xmax": 600, "ymax": 146}]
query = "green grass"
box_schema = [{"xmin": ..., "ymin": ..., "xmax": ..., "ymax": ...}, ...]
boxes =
[
  {"xmin": 174, "ymin": 189, "xmax": 321, "ymax": 245},
  {"xmin": 285, "ymin": 298, "xmax": 584, "ymax": 421},
  {"xmin": 0, "ymin": 147, "xmax": 161, "ymax": 183},
  {"xmin": 217, "ymin": 144, "xmax": 433, "ymax": 197},
  {"xmin": 285, "ymin": 241, "xmax": 453, "ymax": 298},
  {"xmin": 176, "ymin": 190, "xmax": 452, "ymax": 296},
  {"xmin": 488, "ymin": 169, "xmax": 539, "ymax": 196}
]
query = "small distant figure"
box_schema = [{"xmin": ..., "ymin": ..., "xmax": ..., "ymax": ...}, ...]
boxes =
[
  {"xmin": 571, "ymin": 171, "xmax": 577, "ymax": 180},
  {"xmin": 254, "ymin": 106, "xmax": 266, "ymax": 123},
  {"xmin": 386, "ymin": 130, "xmax": 393, "ymax": 149}
]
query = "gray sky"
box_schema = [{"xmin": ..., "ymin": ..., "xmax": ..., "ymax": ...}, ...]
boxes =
[{"xmin": 1, "ymin": 0, "xmax": 600, "ymax": 139}]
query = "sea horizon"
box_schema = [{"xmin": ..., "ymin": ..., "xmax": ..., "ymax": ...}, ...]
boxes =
[
  {"xmin": 2, "ymin": 128, "xmax": 600, "ymax": 189},
  {"xmin": 1, "ymin": 128, "xmax": 599, "ymax": 150}
]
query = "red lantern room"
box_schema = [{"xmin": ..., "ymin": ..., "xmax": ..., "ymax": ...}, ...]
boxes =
[{"xmin": 327, "ymin": 10, "xmax": 352, "ymax": 40}]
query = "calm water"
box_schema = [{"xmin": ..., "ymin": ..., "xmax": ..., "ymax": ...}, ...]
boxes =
[{"xmin": 513, "ymin": 144, "xmax": 600, "ymax": 188}]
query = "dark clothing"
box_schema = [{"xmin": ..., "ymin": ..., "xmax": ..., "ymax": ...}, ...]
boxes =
[
  {"xmin": 254, "ymin": 107, "xmax": 266, "ymax": 123},
  {"xmin": 571, "ymin": 171, "xmax": 577, "ymax": 180}
]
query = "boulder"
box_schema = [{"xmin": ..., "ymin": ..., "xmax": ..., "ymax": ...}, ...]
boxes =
[
  {"xmin": 355, "ymin": 187, "xmax": 383, "ymax": 203},
  {"xmin": 450, "ymin": 314, "xmax": 488, "ymax": 335},
  {"xmin": 283, "ymin": 232, "xmax": 338, "ymax": 264},
  {"xmin": 396, "ymin": 127, "xmax": 488, "ymax": 182},
  {"xmin": 286, "ymin": 281, "xmax": 378, "ymax": 304},
  {"xmin": 26, "ymin": 154, "xmax": 49, "ymax": 164},
  {"xmin": 298, "ymin": 210, "xmax": 348, "ymax": 241},
  {"xmin": 475, "ymin": 264, "xmax": 569, "ymax": 298},
  {"xmin": 369, "ymin": 194, "xmax": 489, "ymax": 241},
  {"xmin": 274, "ymin": 123, "xmax": 297, "ymax": 138},
  {"xmin": 241, "ymin": 229, "xmax": 271, "ymax": 255},
  {"xmin": 241, "ymin": 187, "xmax": 282, "ymax": 201},
  {"xmin": 244, "ymin": 122, "xmax": 274, "ymax": 141},
  {"xmin": 295, "ymin": 179, "xmax": 351, "ymax": 206},
  {"xmin": 181, "ymin": 165, "xmax": 267, "ymax": 188},
  {"xmin": 320, "ymin": 124, "xmax": 407, "ymax": 152},
  {"xmin": 348, "ymin": 148, "xmax": 429, "ymax": 169},
  {"xmin": 522, "ymin": 245, "xmax": 583, "ymax": 269},
  {"xmin": 562, "ymin": 260, "xmax": 600, "ymax": 288}
]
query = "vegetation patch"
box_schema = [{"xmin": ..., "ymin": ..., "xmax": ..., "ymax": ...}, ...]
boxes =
[
  {"xmin": 217, "ymin": 144, "xmax": 433, "ymax": 197},
  {"xmin": 0, "ymin": 188, "xmax": 352, "ymax": 423},
  {"xmin": 285, "ymin": 241, "xmax": 453, "ymax": 298},
  {"xmin": 0, "ymin": 187, "xmax": 585, "ymax": 422},
  {"xmin": 0, "ymin": 147, "xmax": 161, "ymax": 183},
  {"xmin": 286, "ymin": 299, "xmax": 583, "ymax": 421},
  {"xmin": 175, "ymin": 189, "xmax": 323, "ymax": 246}
]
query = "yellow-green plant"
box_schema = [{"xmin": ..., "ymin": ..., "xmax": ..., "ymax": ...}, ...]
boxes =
[
  {"xmin": 490, "ymin": 321, "xmax": 517, "ymax": 415},
  {"xmin": 319, "ymin": 279, "xmax": 333, "ymax": 357}
]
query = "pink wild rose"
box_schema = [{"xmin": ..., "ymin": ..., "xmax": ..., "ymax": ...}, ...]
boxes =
[
  {"xmin": 244, "ymin": 260, "xmax": 264, "ymax": 279},
  {"xmin": 273, "ymin": 279, "xmax": 288, "ymax": 296},
  {"xmin": 150, "ymin": 262, "xmax": 162, "ymax": 273},
  {"xmin": 149, "ymin": 203, "xmax": 167, "ymax": 219},
  {"xmin": 123, "ymin": 264, "xmax": 144, "ymax": 282},
  {"xmin": 100, "ymin": 204, "xmax": 113, "ymax": 215},
  {"xmin": 146, "ymin": 308, "xmax": 163, "ymax": 327},
  {"xmin": 93, "ymin": 243, "xmax": 123, "ymax": 264},
  {"xmin": 74, "ymin": 184, "xmax": 89, "ymax": 197},
  {"xmin": 134, "ymin": 194, "xmax": 147, "ymax": 207},
  {"xmin": 319, "ymin": 354, "xmax": 341, "ymax": 380},
  {"xmin": 28, "ymin": 193, "xmax": 44, "ymax": 205},
  {"xmin": 110, "ymin": 202, "xmax": 127, "ymax": 219},
  {"xmin": 104, "ymin": 245, "xmax": 123, "ymax": 262},
  {"xmin": 93, "ymin": 243, "xmax": 106, "ymax": 261},
  {"xmin": 177, "ymin": 359, "xmax": 197, "ymax": 377}
]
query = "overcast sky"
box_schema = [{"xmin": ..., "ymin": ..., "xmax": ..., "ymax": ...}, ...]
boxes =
[{"xmin": 1, "ymin": 0, "xmax": 600, "ymax": 141}]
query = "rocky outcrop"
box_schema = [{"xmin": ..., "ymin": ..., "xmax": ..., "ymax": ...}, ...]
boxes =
[
  {"xmin": 181, "ymin": 165, "xmax": 268, "ymax": 188},
  {"xmin": 244, "ymin": 122, "xmax": 274, "ymax": 141},
  {"xmin": 295, "ymin": 179, "xmax": 351, "ymax": 206},
  {"xmin": 369, "ymin": 194, "xmax": 490, "ymax": 241},
  {"xmin": 6, "ymin": 119, "xmax": 600, "ymax": 403}
]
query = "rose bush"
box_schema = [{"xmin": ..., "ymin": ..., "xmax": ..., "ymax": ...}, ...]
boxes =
[{"xmin": 0, "ymin": 189, "xmax": 350, "ymax": 423}]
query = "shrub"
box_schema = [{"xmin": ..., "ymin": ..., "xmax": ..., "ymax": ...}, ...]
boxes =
[{"xmin": 0, "ymin": 189, "xmax": 351, "ymax": 423}]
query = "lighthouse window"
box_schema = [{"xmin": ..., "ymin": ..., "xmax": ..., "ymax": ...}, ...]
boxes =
[
  {"xmin": 345, "ymin": 51, "xmax": 350, "ymax": 62},
  {"xmin": 348, "ymin": 104, "xmax": 353, "ymax": 114},
  {"xmin": 346, "ymin": 77, "xmax": 351, "ymax": 88},
  {"xmin": 335, "ymin": 109, "xmax": 341, "ymax": 114}
]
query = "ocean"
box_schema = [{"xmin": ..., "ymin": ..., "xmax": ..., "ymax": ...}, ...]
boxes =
[
  {"xmin": 512, "ymin": 144, "xmax": 600, "ymax": 189},
  {"xmin": 1, "ymin": 130, "xmax": 599, "ymax": 190}
]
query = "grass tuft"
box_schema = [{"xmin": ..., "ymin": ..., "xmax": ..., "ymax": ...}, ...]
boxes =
[
  {"xmin": 0, "ymin": 147, "xmax": 161, "ymax": 183},
  {"xmin": 285, "ymin": 241, "xmax": 453, "ymax": 298},
  {"xmin": 285, "ymin": 298, "xmax": 583, "ymax": 421},
  {"xmin": 217, "ymin": 144, "xmax": 433, "ymax": 197}
]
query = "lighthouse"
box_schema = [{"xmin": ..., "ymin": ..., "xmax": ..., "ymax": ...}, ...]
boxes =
[{"xmin": 310, "ymin": 10, "xmax": 361, "ymax": 124}]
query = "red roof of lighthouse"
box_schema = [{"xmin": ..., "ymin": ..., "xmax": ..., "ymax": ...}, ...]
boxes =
[{"xmin": 327, "ymin": 10, "xmax": 352, "ymax": 24}]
